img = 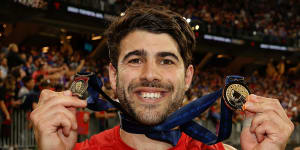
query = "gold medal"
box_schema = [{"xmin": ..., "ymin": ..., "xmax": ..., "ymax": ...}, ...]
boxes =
[
  {"xmin": 70, "ymin": 72, "xmax": 93, "ymax": 100},
  {"xmin": 223, "ymin": 81, "xmax": 250, "ymax": 111}
]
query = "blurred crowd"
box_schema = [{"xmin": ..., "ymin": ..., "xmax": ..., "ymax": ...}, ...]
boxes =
[
  {"xmin": 0, "ymin": 39, "xmax": 112, "ymax": 141},
  {"xmin": 0, "ymin": 41, "xmax": 300, "ymax": 141},
  {"xmin": 101, "ymin": 0, "xmax": 300, "ymax": 46},
  {"xmin": 170, "ymin": 0, "xmax": 299, "ymax": 44},
  {"xmin": 0, "ymin": 0, "xmax": 299, "ymax": 148}
]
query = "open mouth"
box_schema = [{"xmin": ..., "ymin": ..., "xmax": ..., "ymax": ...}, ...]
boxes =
[
  {"xmin": 140, "ymin": 92, "xmax": 162, "ymax": 99},
  {"xmin": 133, "ymin": 88, "xmax": 169, "ymax": 103}
]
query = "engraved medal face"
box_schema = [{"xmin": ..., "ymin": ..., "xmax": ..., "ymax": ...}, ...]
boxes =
[
  {"xmin": 223, "ymin": 82, "xmax": 250, "ymax": 111},
  {"xmin": 70, "ymin": 76, "xmax": 89, "ymax": 100}
]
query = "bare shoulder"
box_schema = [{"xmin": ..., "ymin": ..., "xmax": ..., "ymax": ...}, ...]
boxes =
[{"xmin": 223, "ymin": 144, "xmax": 237, "ymax": 150}]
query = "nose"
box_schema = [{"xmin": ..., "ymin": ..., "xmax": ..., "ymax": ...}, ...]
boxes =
[{"xmin": 140, "ymin": 61, "xmax": 162, "ymax": 82}]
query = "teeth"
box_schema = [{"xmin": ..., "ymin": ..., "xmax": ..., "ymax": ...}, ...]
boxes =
[
  {"xmin": 150, "ymin": 93, "xmax": 154, "ymax": 98},
  {"xmin": 141, "ymin": 92, "xmax": 161, "ymax": 99},
  {"xmin": 155, "ymin": 93, "xmax": 161, "ymax": 98}
]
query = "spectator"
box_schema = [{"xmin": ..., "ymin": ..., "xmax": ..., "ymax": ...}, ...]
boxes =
[
  {"xmin": 0, "ymin": 57, "xmax": 8, "ymax": 79},
  {"xmin": 6, "ymin": 43, "xmax": 25, "ymax": 68}
]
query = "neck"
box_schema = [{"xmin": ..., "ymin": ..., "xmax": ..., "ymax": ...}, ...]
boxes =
[
  {"xmin": 120, "ymin": 128, "xmax": 173, "ymax": 150},
  {"xmin": 25, "ymin": 86, "xmax": 32, "ymax": 91}
]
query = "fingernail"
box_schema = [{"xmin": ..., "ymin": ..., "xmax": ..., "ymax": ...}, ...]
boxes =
[
  {"xmin": 250, "ymin": 94, "xmax": 257, "ymax": 99},
  {"xmin": 253, "ymin": 94, "xmax": 257, "ymax": 98},
  {"xmin": 81, "ymin": 100, "xmax": 87, "ymax": 105},
  {"xmin": 63, "ymin": 90, "xmax": 72, "ymax": 96},
  {"xmin": 245, "ymin": 102, "xmax": 253, "ymax": 108}
]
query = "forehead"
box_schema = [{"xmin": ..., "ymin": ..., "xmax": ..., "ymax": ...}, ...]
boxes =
[{"xmin": 119, "ymin": 30, "xmax": 181, "ymax": 59}]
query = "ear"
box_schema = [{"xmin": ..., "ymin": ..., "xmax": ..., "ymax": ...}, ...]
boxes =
[
  {"xmin": 184, "ymin": 64, "xmax": 194, "ymax": 91},
  {"xmin": 108, "ymin": 63, "xmax": 117, "ymax": 92}
]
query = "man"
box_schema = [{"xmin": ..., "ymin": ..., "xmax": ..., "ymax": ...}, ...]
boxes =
[
  {"xmin": 0, "ymin": 57, "xmax": 8, "ymax": 79},
  {"xmin": 18, "ymin": 76, "xmax": 39, "ymax": 110},
  {"xmin": 18, "ymin": 76, "xmax": 35, "ymax": 98},
  {"xmin": 30, "ymin": 5, "xmax": 294, "ymax": 150},
  {"xmin": 6, "ymin": 43, "xmax": 25, "ymax": 69}
]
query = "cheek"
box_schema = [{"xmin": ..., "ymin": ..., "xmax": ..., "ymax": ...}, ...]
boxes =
[
  {"xmin": 119, "ymin": 66, "xmax": 141, "ymax": 78},
  {"xmin": 168, "ymin": 70, "xmax": 185, "ymax": 85},
  {"xmin": 117, "ymin": 69, "xmax": 137, "ymax": 89}
]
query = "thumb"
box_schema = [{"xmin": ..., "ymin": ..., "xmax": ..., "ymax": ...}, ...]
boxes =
[{"xmin": 243, "ymin": 110, "xmax": 255, "ymax": 128}]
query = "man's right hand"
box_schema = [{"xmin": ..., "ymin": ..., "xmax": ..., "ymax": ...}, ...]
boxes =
[{"xmin": 30, "ymin": 90, "xmax": 87, "ymax": 150}]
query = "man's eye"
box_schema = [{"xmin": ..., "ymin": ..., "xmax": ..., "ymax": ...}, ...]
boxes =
[
  {"xmin": 128, "ymin": 58, "xmax": 142, "ymax": 64},
  {"xmin": 160, "ymin": 59, "xmax": 174, "ymax": 65}
]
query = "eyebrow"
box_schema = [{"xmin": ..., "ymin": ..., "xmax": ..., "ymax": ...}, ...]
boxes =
[
  {"xmin": 122, "ymin": 50, "xmax": 180, "ymax": 62},
  {"xmin": 157, "ymin": 52, "xmax": 179, "ymax": 61},
  {"xmin": 122, "ymin": 49, "xmax": 146, "ymax": 62}
]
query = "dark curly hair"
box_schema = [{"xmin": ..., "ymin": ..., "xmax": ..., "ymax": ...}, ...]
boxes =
[{"xmin": 105, "ymin": 4, "xmax": 195, "ymax": 69}]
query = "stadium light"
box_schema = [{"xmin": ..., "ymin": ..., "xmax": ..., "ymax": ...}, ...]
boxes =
[
  {"xmin": 42, "ymin": 47, "xmax": 49, "ymax": 53},
  {"xmin": 217, "ymin": 54, "xmax": 225, "ymax": 58},
  {"xmin": 92, "ymin": 35, "xmax": 102, "ymax": 40},
  {"xmin": 186, "ymin": 18, "xmax": 191, "ymax": 23},
  {"xmin": 66, "ymin": 36, "xmax": 72, "ymax": 40}
]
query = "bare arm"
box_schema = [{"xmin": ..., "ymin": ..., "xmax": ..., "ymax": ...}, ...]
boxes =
[
  {"xmin": 65, "ymin": 60, "xmax": 85, "ymax": 78},
  {"xmin": 46, "ymin": 66, "xmax": 64, "ymax": 74},
  {"xmin": 0, "ymin": 100, "xmax": 10, "ymax": 120}
]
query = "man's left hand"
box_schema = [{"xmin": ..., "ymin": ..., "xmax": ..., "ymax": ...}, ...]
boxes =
[{"xmin": 240, "ymin": 94, "xmax": 294, "ymax": 150}]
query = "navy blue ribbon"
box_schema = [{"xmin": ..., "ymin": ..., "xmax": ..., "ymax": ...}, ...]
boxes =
[{"xmin": 83, "ymin": 72, "xmax": 238, "ymax": 146}]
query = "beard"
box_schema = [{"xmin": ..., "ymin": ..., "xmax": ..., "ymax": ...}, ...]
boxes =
[{"xmin": 116, "ymin": 76, "xmax": 186, "ymax": 125}]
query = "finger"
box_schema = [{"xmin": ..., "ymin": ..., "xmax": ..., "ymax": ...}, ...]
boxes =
[
  {"xmin": 246, "ymin": 94, "xmax": 274, "ymax": 103},
  {"xmin": 41, "ymin": 106, "xmax": 78, "ymax": 130},
  {"xmin": 63, "ymin": 90, "xmax": 72, "ymax": 96},
  {"xmin": 56, "ymin": 114, "xmax": 72, "ymax": 137},
  {"xmin": 254, "ymin": 119, "xmax": 282, "ymax": 143},
  {"xmin": 244, "ymin": 94, "xmax": 288, "ymax": 122},
  {"xmin": 254, "ymin": 121, "xmax": 269, "ymax": 143},
  {"xmin": 37, "ymin": 111, "xmax": 73, "ymax": 137},
  {"xmin": 60, "ymin": 116, "xmax": 72, "ymax": 137},
  {"xmin": 31, "ymin": 94, "xmax": 85, "ymax": 128},
  {"xmin": 67, "ymin": 107, "xmax": 77, "ymax": 115},
  {"xmin": 249, "ymin": 111, "xmax": 283, "ymax": 133},
  {"xmin": 43, "ymin": 95, "xmax": 87, "ymax": 109},
  {"xmin": 38, "ymin": 89, "xmax": 56, "ymax": 105},
  {"xmin": 38, "ymin": 90, "xmax": 69, "ymax": 106}
]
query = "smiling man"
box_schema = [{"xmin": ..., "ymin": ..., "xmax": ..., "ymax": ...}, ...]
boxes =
[
  {"xmin": 112, "ymin": 30, "xmax": 192, "ymax": 126},
  {"xmin": 30, "ymin": 4, "xmax": 294, "ymax": 150}
]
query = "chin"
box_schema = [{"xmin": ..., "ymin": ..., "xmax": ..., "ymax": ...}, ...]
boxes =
[
  {"xmin": 136, "ymin": 116, "xmax": 165, "ymax": 126},
  {"xmin": 134, "ymin": 107, "xmax": 169, "ymax": 126}
]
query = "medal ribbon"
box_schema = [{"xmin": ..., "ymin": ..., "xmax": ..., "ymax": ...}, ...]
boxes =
[{"xmin": 80, "ymin": 72, "xmax": 240, "ymax": 146}]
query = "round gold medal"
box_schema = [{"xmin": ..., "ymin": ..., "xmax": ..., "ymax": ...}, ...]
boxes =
[{"xmin": 223, "ymin": 81, "xmax": 250, "ymax": 111}]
